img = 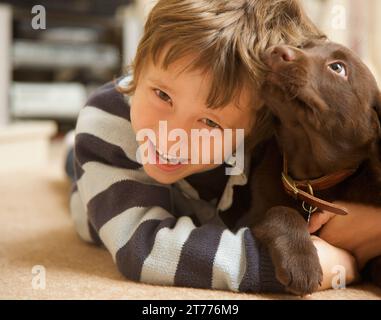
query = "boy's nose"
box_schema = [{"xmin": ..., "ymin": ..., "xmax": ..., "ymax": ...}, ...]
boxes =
[{"xmin": 158, "ymin": 122, "xmax": 191, "ymax": 151}]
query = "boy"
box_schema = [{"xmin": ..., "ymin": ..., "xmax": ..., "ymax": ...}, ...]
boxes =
[{"xmin": 69, "ymin": 0, "xmax": 358, "ymax": 293}]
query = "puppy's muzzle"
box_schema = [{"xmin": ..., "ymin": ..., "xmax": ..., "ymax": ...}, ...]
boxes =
[{"xmin": 264, "ymin": 45, "xmax": 297, "ymax": 72}]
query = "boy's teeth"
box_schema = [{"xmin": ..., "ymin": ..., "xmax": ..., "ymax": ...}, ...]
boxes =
[{"xmin": 156, "ymin": 148, "xmax": 185, "ymax": 164}]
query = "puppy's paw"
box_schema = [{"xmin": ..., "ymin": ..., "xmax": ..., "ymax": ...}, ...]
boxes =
[{"xmin": 272, "ymin": 244, "xmax": 323, "ymax": 296}]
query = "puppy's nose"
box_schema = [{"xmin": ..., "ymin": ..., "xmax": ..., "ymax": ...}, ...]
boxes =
[{"xmin": 266, "ymin": 45, "xmax": 296, "ymax": 67}]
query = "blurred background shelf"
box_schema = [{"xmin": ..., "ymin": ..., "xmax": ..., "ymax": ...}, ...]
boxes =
[
  {"xmin": 13, "ymin": 40, "xmax": 120, "ymax": 70},
  {"xmin": 11, "ymin": 82, "xmax": 88, "ymax": 120},
  {"xmin": 0, "ymin": 0, "xmax": 138, "ymax": 134}
]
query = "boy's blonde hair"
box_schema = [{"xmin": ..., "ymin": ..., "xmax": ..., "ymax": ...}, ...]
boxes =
[{"xmin": 120, "ymin": 0, "xmax": 325, "ymax": 145}]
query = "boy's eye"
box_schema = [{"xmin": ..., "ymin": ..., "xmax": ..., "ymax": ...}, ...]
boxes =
[
  {"xmin": 154, "ymin": 89, "xmax": 172, "ymax": 104},
  {"xmin": 201, "ymin": 118, "xmax": 222, "ymax": 129}
]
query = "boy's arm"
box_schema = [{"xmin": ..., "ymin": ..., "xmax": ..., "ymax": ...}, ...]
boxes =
[{"xmin": 69, "ymin": 84, "xmax": 284, "ymax": 293}]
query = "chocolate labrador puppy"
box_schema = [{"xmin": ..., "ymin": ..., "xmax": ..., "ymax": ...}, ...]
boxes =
[{"xmin": 242, "ymin": 39, "xmax": 381, "ymax": 295}]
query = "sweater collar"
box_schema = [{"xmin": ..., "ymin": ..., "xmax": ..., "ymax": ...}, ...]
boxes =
[{"xmin": 178, "ymin": 152, "xmax": 251, "ymax": 212}]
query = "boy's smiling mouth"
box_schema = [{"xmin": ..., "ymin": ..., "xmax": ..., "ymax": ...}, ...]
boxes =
[{"xmin": 148, "ymin": 138, "xmax": 189, "ymax": 167}]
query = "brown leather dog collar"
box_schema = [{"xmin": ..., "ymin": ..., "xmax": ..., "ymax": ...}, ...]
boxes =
[{"xmin": 281, "ymin": 157, "xmax": 358, "ymax": 216}]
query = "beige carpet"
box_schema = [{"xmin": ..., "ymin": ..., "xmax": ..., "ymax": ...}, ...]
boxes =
[{"xmin": 1, "ymin": 139, "xmax": 381, "ymax": 300}]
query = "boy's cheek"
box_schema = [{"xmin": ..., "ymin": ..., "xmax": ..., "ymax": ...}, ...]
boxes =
[
  {"xmin": 129, "ymin": 98, "xmax": 138, "ymax": 133},
  {"xmin": 130, "ymin": 100, "xmax": 150, "ymax": 135}
]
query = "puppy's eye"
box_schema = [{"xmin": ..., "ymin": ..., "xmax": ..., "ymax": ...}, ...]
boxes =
[{"xmin": 328, "ymin": 62, "xmax": 347, "ymax": 78}]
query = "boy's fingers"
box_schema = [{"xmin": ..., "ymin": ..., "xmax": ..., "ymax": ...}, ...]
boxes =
[{"xmin": 308, "ymin": 212, "xmax": 335, "ymax": 234}]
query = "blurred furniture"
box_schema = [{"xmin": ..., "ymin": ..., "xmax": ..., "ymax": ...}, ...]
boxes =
[
  {"xmin": 119, "ymin": 5, "xmax": 143, "ymax": 67},
  {"xmin": 0, "ymin": 4, "xmax": 11, "ymax": 127},
  {"xmin": 0, "ymin": 121, "xmax": 57, "ymax": 171},
  {"xmin": 0, "ymin": 0, "xmax": 134, "ymax": 132},
  {"xmin": 118, "ymin": 0, "xmax": 158, "ymax": 65},
  {"xmin": 11, "ymin": 82, "xmax": 88, "ymax": 120},
  {"xmin": 366, "ymin": 0, "xmax": 381, "ymax": 85},
  {"xmin": 0, "ymin": 1, "xmax": 139, "ymax": 169}
]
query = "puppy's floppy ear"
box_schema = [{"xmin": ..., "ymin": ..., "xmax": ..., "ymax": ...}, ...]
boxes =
[
  {"xmin": 370, "ymin": 92, "xmax": 381, "ymax": 181},
  {"xmin": 372, "ymin": 91, "xmax": 381, "ymax": 137},
  {"xmin": 375, "ymin": 92, "xmax": 381, "ymax": 125}
]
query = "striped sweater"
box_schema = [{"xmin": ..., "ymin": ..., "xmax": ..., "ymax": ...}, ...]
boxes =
[{"xmin": 69, "ymin": 76, "xmax": 285, "ymax": 293}]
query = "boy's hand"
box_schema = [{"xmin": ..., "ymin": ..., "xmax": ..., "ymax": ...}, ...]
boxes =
[
  {"xmin": 308, "ymin": 211, "xmax": 336, "ymax": 234},
  {"xmin": 311, "ymin": 236, "xmax": 360, "ymax": 291},
  {"xmin": 308, "ymin": 202, "xmax": 381, "ymax": 269}
]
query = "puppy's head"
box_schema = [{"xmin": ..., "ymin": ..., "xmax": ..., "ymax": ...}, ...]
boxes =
[{"xmin": 261, "ymin": 39, "xmax": 381, "ymax": 175}]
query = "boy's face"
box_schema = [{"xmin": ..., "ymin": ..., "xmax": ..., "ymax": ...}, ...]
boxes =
[{"xmin": 130, "ymin": 53, "xmax": 255, "ymax": 184}]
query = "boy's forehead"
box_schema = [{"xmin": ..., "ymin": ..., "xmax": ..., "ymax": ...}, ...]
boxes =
[
  {"xmin": 146, "ymin": 58, "xmax": 253, "ymax": 100},
  {"xmin": 154, "ymin": 44, "xmax": 201, "ymax": 72},
  {"xmin": 145, "ymin": 52, "xmax": 207, "ymax": 83}
]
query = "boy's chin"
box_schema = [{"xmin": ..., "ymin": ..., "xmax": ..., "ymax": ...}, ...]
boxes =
[
  {"xmin": 143, "ymin": 163, "xmax": 190, "ymax": 184},
  {"xmin": 143, "ymin": 163, "xmax": 222, "ymax": 184}
]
